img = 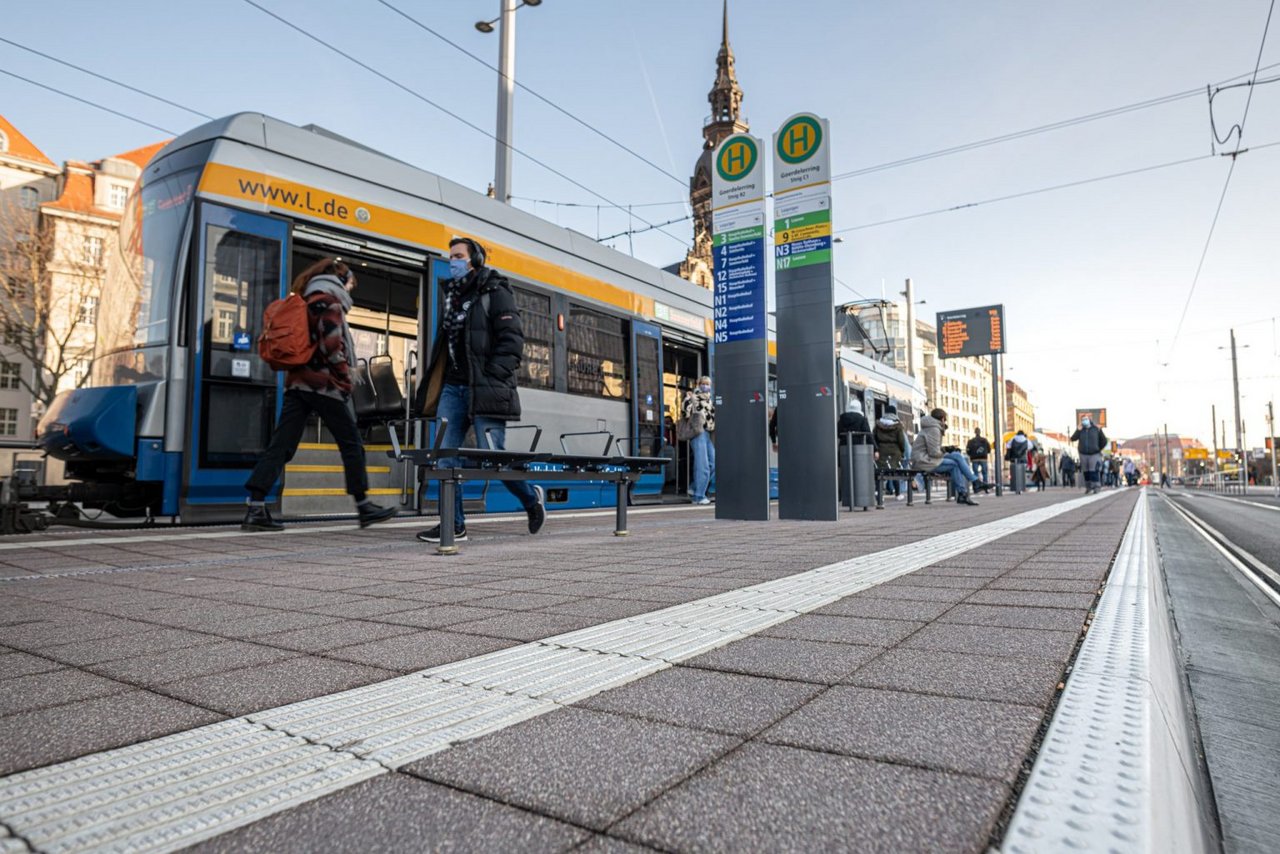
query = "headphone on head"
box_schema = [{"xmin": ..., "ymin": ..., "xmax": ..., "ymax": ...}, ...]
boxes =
[{"xmin": 450, "ymin": 236, "xmax": 486, "ymax": 270}]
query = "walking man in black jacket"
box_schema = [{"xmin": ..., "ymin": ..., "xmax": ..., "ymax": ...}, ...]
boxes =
[
  {"xmin": 413, "ymin": 236, "xmax": 546, "ymax": 543},
  {"xmin": 966, "ymin": 428, "xmax": 991, "ymax": 484},
  {"xmin": 1070, "ymin": 416, "xmax": 1108, "ymax": 495}
]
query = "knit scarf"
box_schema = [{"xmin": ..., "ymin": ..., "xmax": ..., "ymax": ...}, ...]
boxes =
[{"xmin": 304, "ymin": 275, "xmax": 358, "ymax": 375}]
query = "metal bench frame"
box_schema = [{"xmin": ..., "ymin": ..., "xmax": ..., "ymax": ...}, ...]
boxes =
[{"xmin": 386, "ymin": 419, "xmax": 668, "ymax": 554}]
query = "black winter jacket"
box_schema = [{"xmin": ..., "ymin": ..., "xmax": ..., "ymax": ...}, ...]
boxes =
[
  {"xmin": 1070, "ymin": 425, "xmax": 1108, "ymax": 456},
  {"xmin": 966, "ymin": 436, "xmax": 990, "ymax": 460},
  {"xmin": 415, "ymin": 268, "xmax": 524, "ymax": 421}
]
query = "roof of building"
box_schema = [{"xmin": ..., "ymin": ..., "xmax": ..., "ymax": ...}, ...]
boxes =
[
  {"xmin": 40, "ymin": 161, "xmax": 121, "ymax": 221},
  {"xmin": 103, "ymin": 140, "xmax": 168, "ymax": 170},
  {"xmin": 0, "ymin": 114, "xmax": 57, "ymax": 169}
]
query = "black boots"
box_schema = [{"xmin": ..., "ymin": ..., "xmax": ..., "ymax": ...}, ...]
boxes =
[
  {"xmin": 242, "ymin": 504, "xmax": 284, "ymax": 532},
  {"xmin": 957, "ymin": 491, "xmax": 980, "ymax": 506},
  {"xmin": 358, "ymin": 502, "xmax": 398, "ymax": 528}
]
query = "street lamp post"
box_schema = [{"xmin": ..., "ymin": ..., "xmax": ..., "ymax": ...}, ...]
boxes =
[
  {"xmin": 1230, "ymin": 329, "xmax": 1245, "ymax": 493},
  {"xmin": 476, "ymin": 0, "xmax": 542, "ymax": 203}
]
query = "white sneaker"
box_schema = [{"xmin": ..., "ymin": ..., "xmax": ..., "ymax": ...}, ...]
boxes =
[
  {"xmin": 895, "ymin": 494, "xmax": 905, "ymax": 501},
  {"xmin": 695, "ymin": 498, "xmax": 712, "ymax": 505}
]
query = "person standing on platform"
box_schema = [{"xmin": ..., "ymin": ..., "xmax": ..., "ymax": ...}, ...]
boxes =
[
  {"xmin": 1032, "ymin": 448, "xmax": 1050, "ymax": 491},
  {"xmin": 911, "ymin": 408, "xmax": 992, "ymax": 506},
  {"xmin": 684, "ymin": 376, "xmax": 716, "ymax": 505},
  {"xmin": 412, "ymin": 236, "xmax": 546, "ymax": 543},
  {"xmin": 243, "ymin": 258, "xmax": 398, "ymax": 532},
  {"xmin": 838, "ymin": 398, "xmax": 871, "ymax": 443},
  {"xmin": 874, "ymin": 403, "xmax": 910, "ymax": 499},
  {"xmin": 1059, "ymin": 453, "xmax": 1077, "ymax": 487},
  {"xmin": 1070, "ymin": 415, "xmax": 1108, "ymax": 495},
  {"xmin": 966, "ymin": 427, "xmax": 991, "ymax": 485}
]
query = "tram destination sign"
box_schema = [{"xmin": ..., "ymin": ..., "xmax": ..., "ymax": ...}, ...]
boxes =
[{"xmin": 937, "ymin": 304, "xmax": 1006, "ymax": 359}]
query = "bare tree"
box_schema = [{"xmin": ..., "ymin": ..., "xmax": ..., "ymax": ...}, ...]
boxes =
[{"xmin": 0, "ymin": 200, "xmax": 102, "ymax": 411}]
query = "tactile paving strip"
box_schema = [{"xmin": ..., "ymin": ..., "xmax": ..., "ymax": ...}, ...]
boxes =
[
  {"xmin": 0, "ymin": 492, "xmax": 1109, "ymax": 853},
  {"xmin": 1002, "ymin": 492, "xmax": 1213, "ymax": 853}
]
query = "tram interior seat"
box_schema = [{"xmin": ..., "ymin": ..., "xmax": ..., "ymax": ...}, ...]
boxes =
[{"xmin": 352, "ymin": 355, "xmax": 407, "ymax": 430}]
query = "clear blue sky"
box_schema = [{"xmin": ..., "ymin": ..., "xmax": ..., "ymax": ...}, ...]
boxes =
[{"xmin": 4, "ymin": 0, "xmax": 1278, "ymax": 446}]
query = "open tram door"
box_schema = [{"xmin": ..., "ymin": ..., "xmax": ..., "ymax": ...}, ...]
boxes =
[{"xmin": 181, "ymin": 202, "xmax": 290, "ymax": 522}]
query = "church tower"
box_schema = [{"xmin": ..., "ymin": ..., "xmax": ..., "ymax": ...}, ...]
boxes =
[{"xmin": 678, "ymin": 1, "xmax": 748, "ymax": 289}]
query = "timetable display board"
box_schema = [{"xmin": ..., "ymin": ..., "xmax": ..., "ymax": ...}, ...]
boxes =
[
  {"xmin": 1074, "ymin": 408, "xmax": 1108, "ymax": 428},
  {"xmin": 936, "ymin": 305, "xmax": 1006, "ymax": 359}
]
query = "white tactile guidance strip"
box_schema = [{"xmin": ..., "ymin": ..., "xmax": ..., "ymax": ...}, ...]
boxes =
[
  {"xmin": 0, "ymin": 492, "xmax": 1109, "ymax": 853},
  {"xmin": 1001, "ymin": 491, "xmax": 1217, "ymax": 853}
]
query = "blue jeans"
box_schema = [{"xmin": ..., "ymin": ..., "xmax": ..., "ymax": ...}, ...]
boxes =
[
  {"xmin": 932, "ymin": 451, "xmax": 979, "ymax": 496},
  {"xmin": 438, "ymin": 383, "xmax": 537, "ymax": 528},
  {"xmin": 972, "ymin": 460, "xmax": 989, "ymax": 483},
  {"xmin": 691, "ymin": 430, "xmax": 716, "ymax": 501}
]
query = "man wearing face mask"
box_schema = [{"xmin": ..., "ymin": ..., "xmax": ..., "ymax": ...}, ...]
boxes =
[
  {"xmin": 683, "ymin": 376, "xmax": 716, "ymax": 505},
  {"xmin": 413, "ymin": 236, "xmax": 546, "ymax": 543},
  {"xmin": 1070, "ymin": 415, "xmax": 1108, "ymax": 495}
]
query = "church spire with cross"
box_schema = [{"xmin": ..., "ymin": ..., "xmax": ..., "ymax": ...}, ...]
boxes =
[{"xmin": 678, "ymin": 0, "xmax": 749, "ymax": 289}]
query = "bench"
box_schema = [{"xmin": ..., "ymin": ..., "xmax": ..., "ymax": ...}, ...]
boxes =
[
  {"xmin": 874, "ymin": 467, "xmax": 954, "ymax": 508},
  {"xmin": 386, "ymin": 420, "xmax": 669, "ymax": 554}
]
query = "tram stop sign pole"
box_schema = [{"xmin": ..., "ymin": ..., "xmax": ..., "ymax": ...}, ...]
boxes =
[
  {"xmin": 710, "ymin": 133, "xmax": 770, "ymax": 521},
  {"xmin": 936, "ymin": 305, "xmax": 1007, "ymax": 496},
  {"xmin": 774, "ymin": 113, "xmax": 838, "ymax": 521}
]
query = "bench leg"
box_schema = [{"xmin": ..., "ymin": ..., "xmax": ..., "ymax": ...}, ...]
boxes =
[
  {"xmin": 615, "ymin": 480, "xmax": 629, "ymax": 536},
  {"xmin": 437, "ymin": 477, "xmax": 459, "ymax": 555},
  {"xmin": 875, "ymin": 475, "xmax": 884, "ymax": 509},
  {"xmin": 925, "ymin": 477, "xmax": 932, "ymax": 504},
  {"xmin": 907, "ymin": 476, "xmax": 914, "ymax": 506}
]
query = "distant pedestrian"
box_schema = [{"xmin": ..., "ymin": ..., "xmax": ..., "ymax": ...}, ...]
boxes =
[
  {"xmin": 838, "ymin": 398, "xmax": 871, "ymax": 443},
  {"xmin": 966, "ymin": 427, "xmax": 991, "ymax": 484},
  {"xmin": 1032, "ymin": 449, "xmax": 1049, "ymax": 491},
  {"xmin": 684, "ymin": 375, "xmax": 716, "ymax": 505},
  {"xmin": 768, "ymin": 406, "xmax": 778, "ymax": 453},
  {"xmin": 911, "ymin": 408, "xmax": 992, "ymax": 506},
  {"xmin": 243, "ymin": 258, "xmax": 397, "ymax": 532},
  {"xmin": 874, "ymin": 403, "xmax": 910, "ymax": 499},
  {"xmin": 1005, "ymin": 429, "xmax": 1032, "ymax": 491},
  {"xmin": 1070, "ymin": 415, "xmax": 1108, "ymax": 495},
  {"xmin": 1123, "ymin": 458, "xmax": 1138, "ymax": 486},
  {"xmin": 1059, "ymin": 454, "xmax": 1077, "ymax": 487},
  {"xmin": 413, "ymin": 236, "xmax": 547, "ymax": 543}
]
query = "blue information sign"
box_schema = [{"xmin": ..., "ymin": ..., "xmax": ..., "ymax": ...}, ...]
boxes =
[
  {"xmin": 714, "ymin": 225, "xmax": 766, "ymax": 343},
  {"xmin": 232, "ymin": 331, "xmax": 252, "ymax": 351}
]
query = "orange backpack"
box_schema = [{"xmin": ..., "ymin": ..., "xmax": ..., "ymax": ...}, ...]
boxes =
[{"xmin": 258, "ymin": 294, "xmax": 315, "ymax": 370}]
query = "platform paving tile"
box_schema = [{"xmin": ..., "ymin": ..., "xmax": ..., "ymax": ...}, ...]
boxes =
[
  {"xmin": 810, "ymin": 596, "xmax": 953, "ymax": 622},
  {"xmin": 0, "ymin": 689, "xmax": 224, "ymax": 776},
  {"xmin": 405, "ymin": 707, "xmax": 738, "ymax": 832},
  {"xmin": 903, "ymin": 622, "xmax": 1079, "ymax": 662},
  {"xmin": 536, "ymin": 597, "xmax": 671, "ymax": 621},
  {"xmin": 373, "ymin": 603, "xmax": 513, "ymax": 630},
  {"xmin": 939, "ymin": 602, "xmax": 1089, "ymax": 632},
  {"xmin": 964, "ymin": 588, "xmax": 1098, "ymax": 609},
  {"xmin": 572, "ymin": 835, "xmax": 663, "ymax": 853},
  {"xmin": 0, "ymin": 616, "xmax": 153, "ymax": 651},
  {"xmin": 445, "ymin": 611, "xmax": 604, "ymax": 642},
  {"xmin": 196, "ymin": 611, "xmax": 348, "ymax": 639},
  {"xmin": 986, "ymin": 577, "xmax": 1101, "ymax": 593},
  {"xmin": 253, "ymin": 619, "xmax": 419, "ymax": 653},
  {"xmin": 613, "ymin": 741, "xmax": 1007, "ymax": 853},
  {"xmin": 686, "ymin": 636, "xmax": 883, "ymax": 683},
  {"xmin": 579, "ymin": 667, "xmax": 823, "ymax": 736},
  {"xmin": 324, "ymin": 628, "xmax": 515, "ymax": 672},
  {"xmin": 0, "ymin": 650, "xmax": 66, "ymax": 679},
  {"xmin": 761, "ymin": 614, "xmax": 924, "ymax": 647},
  {"xmin": 157, "ymin": 655, "xmax": 400, "ymax": 717},
  {"xmin": 465, "ymin": 591, "xmax": 581, "ymax": 611},
  {"xmin": 762, "ymin": 685, "xmax": 1042, "ymax": 782},
  {"xmin": 85, "ymin": 640, "xmax": 301, "ymax": 686},
  {"xmin": 189, "ymin": 773, "xmax": 589, "ymax": 853},
  {"xmin": 0, "ymin": 667, "xmax": 135, "ymax": 717},
  {"xmin": 858, "ymin": 582, "xmax": 974, "ymax": 604},
  {"xmin": 843, "ymin": 647, "xmax": 1067, "ymax": 706}
]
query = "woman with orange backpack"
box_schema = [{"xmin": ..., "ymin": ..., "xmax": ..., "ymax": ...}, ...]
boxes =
[{"xmin": 242, "ymin": 257, "xmax": 397, "ymax": 531}]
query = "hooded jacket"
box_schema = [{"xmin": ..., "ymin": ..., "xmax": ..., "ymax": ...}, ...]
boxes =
[
  {"xmin": 874, "ymin": 413, "xmax": 908, "ymax": 465},
  {"xmin": 415, "ymin": 267, "xmax": 524, "ymax": 421},
  {"xmin": 910, "ymin": 414, "xmax": 946, "ymax": 470}
]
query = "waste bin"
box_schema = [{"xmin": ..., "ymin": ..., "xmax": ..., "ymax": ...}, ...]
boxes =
[
  {"xmin": 839, "ymin": 435, "xmax": 875, "ymax": 510},
  {"xmin": 1010, "ymin": 461, "xmax": 1026, "ymax": 493}
]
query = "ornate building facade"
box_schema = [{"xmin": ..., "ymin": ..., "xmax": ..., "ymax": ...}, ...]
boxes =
[{"xmin": 677, "ymin": 2, "xmax": 748, "ymax": 289}]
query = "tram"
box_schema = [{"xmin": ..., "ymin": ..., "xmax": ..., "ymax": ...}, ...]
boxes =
[{"xmin": 33, "ymin": 113, "xmax": 718, "ymax": 523}]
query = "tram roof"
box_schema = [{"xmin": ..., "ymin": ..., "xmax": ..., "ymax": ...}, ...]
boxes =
[{"xmin": 156, "ymin": 113, "xmax": 711, "ymax": 318}]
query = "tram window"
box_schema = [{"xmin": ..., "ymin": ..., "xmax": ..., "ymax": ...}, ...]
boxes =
[
  {"xmin": 567, "ymin": 305, "xmax": 627, "ymax": 399},
  {"xmin": 513, "ymin": 287, "xmax": 553, "ymax": 389}
]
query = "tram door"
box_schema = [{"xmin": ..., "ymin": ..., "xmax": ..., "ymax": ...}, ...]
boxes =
[
  {"xmin": 631, "ymin": 322, "xmax": 663, "ymax": 457},
  {"xmin": 662, "ymin": 338, "xmax": 705, "ymax": 496},
  {"xmin": 182, "ymin": 203, "xmax": 289, "ymax": 520}
]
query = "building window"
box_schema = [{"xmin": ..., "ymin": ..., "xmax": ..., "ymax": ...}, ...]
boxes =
[
  {"xmin": 215, "ymin": 309, "xmax": 236, "ymax": 341},
  {"xmin": 84, "ymin": 236, "xmax": 104, "ymax": 267},
  {"xmin": 20, "ymin": 187, "xmax": 39, "ymax": 210},
  {"xmin": 0, "ymin": 408, "xmax": 17, "ymax": 437},
  {"xmin": 108, "ymin": 183, "xmax": 130, "ymax": 210},
  {"xmin": 513, "ymin": 287, "xmax": 553, "ymax": 390},
  {"xmin": 0, "ymin": 361, "xmax": 20, "ymax": 389},
  {"xmin": 0, "ymin": 130, "xmax": 7, "ymax": 152},
  {"xmin": 80, "ymin": 297, "xmax": 98, "ymax": 327},
  {"xmin": 567, "ymin": 305, "xmax": 628, "ymax": 399}
]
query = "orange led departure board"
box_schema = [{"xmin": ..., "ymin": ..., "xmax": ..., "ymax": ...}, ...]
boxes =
[{"xmin": 936, "ymin": 305, "xmax": 1005, "ymax": 358}]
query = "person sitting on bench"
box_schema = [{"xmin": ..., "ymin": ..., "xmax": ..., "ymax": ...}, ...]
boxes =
[{"xmin": 910, "ymin": 408, "xmax": 992, "ymax": 506}]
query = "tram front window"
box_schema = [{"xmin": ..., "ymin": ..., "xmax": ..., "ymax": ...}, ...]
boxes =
[{"xmin": 97, "ymin": 169, "xmax": 196, "ymax": 363}]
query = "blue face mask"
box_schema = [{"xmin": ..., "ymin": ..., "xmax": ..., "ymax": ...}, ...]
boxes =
[{"xmin": 449, "ymin": 258, "xmax": 470, "ymax": 281}]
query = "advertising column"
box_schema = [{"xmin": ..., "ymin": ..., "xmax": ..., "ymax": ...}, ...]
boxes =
[
  {"xmin": 773, "ymin": 112, "xmax": 837, "ymax": 521},
  {"xmin": 711, "ymin": 133, "xmax": 770, "ymax": 520}
]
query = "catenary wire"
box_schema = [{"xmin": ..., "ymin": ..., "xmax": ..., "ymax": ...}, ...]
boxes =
[
  {"xmin": 0, "ymin": 36, "xmax": 213, "ymax": 121},
  {"xmin": 241, "ymin": 0, "xmax": 689, "ymax": 248},
  {"xmin": 0, "ymin": 68, "xmax": 177, "ymax": 135},
  {"xmin": 369, "ymin": 0, "xmax": 688, "ymax": 189},
  {"xmin": 1168, "ymin": 0, "xmax": 1275, "ymax": 353}
]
